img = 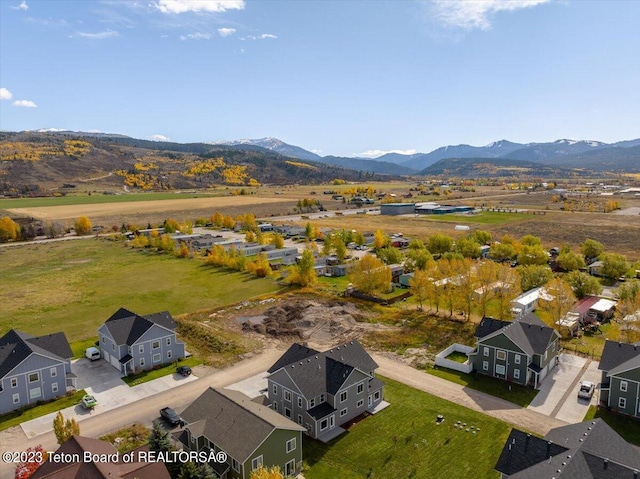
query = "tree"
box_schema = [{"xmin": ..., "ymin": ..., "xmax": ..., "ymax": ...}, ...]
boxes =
[
  {"xmin": 271, "ymin": 233, "xmax": 285, "ymax": 249},
  {"xmin": 425, "ymin": 261, "xmax": 446, "ymax": 313},
  {"xmin": 454, "ymin": 258, "xmax": 478, "ymax": 321},
  {"xmin": 376, "ymin": 246, "xmax": 403, "ymax": 265},
  {"xmin": 159, "ymin": 234, "xmax": 176, "ymax": 253},
  {"xmin": 178, "ymin": 461, "xmax": 216, "ymax": 479},
  {"xmin": 489, "ymin": 242, "xmax": 516, "ymax": 262},
  {"xmin": 245, "ymin": 230, "xmax": 256, "ymax": 243},
  {"xmin": 14, "ymin": 445, "xmax": 47, "ymax": 479},
  {"xmin": 517, "ymin": 244, "xmax": 547, "ymax": 266},
  {"xmin": 334, "ymin": 237, "xmax": 347, "ymax": 263},
  {"xmin": 471, "ymin": 230, "xmax": 492, "ymax": 245},
  {"xmin": 405, "ymin": 248, "xmax": 433, "ymax": 271},
  {"xmin": 349, "ymin": 254, "xmax": 391, "ymax": 296},
  {"xmin": 580, "ymin": 239, "xmax": 604, "ymax": 260},
  {"xmin": 0, "ymin": 216, "xmax": 20, "ymax": 242},
  {"xmin": 475, "ymin": 261, "xmax": 498, "ymax": 318},
  {"xmin": 211, "ymin": 211, "xmax": 224, "ymax": 227},
  {"xmin": 600, "ymin": 253, "xmax": 629, "ymax": 279},
  {"xmin": 538, "ymin": 278, "xmax": 576, "ymax": 331},
  {"xmin": 246, "ymin": 252, "xmax": 272, "ymax": 278},
  {"xmin": 565, "ymin": 270, "xmax": 602, "ymax": 299},
  {"xmin": 455, "ymin": 238, "xmax": 481, "ymax": 258},
  {"xmin": 373, "ymin": 229, "xmax": 389, "ymax": 250},
  {"xmin": 409, "ymin": 269, "xmax": 431, "ymax": 311},
  {"xmin": 163, "ymin": 218, "xmax": 180, "ymax": 233},
  {"xmin": 520, "ymin": 234, "xmax": 542, "ymax": 247},
  {"xmin": 494, "ymin": 263, "xmax": 521, "ymax": 320},
  {"xmin": 557, "ymin": 251, "xmax": 585, "ymax": 272},
  {"xmin": 517, "ymin": 264, "xmax": 553, "ymax": 292},
  {"xmin": 53, "ymin": 412, "xmax": 79, "ymax": 445},
  {"xmin": 45, "ymin": 220, "xmax": 65, "ymax": 238},
  {"xmin": 617, "ymin": 281, "xmax": 640, "ymax": 343},
  {"xmin": 304, "ymin": 222, "xmax": 314, "ymax": 240},
  {"xmin": 322, "ymin": 234, "xmax": 333, "ymax": 256},
  {"xmin": 354, "ymin": 231, "xmax": 366, "ymax": 246},
  {"xmin": 286, "ymin": 249, "xmax": 316, "ymax": 287},
  {"xmin": 74, "ymin": 216, "xmax": 92, "ymax": 235},
  {"xmin": 250, "ymin": 466, "xmax": 285, "ymax": 479},
  {"xmin": 222, "ymin": 214, "xmax": 235, "ymax": 229},
  {"xmin": 426, "ymin": 233, "xmax": 453, "ymax": 256}
]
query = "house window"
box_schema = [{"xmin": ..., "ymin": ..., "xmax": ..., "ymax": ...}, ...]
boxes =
[
  {"xmin": 28, "ymin": 372, "xmax": 39, "ymax": 383},
  {"xmin": 357, "ymin": 399, "xmax": 364, "ymax": 408},
  {"xmin": 619, "ymin": 397, "xmax": 627, "ymax": 409},
  {"xmin": 13, "ymin": 393, "xmax": 20, "ymax": 404},
  {"xmin": 621, "ymin": 381, "xmax": 628, "ymax": 392},
  {"xmin": 482, "ymin": 361, "xmax": 489, "ymax": 371},
  {"xmin": 285, "ymin": 407, "xmax": 291, "ymax": 418},
  {"xmin": 320, "ymin": 418, "xmax": 329, "ymax": 431},
  {"xmin": 340, "ymin": 408, "xmax": 348, "ymax": 417},
  {"xmin": 514, "ymin": 369, "xmax": 520, "ymax": 380},
  {"xmin": 286, "ymin": 438, "xmax": 296, "ymax": 453},
  {"xmin": 298, "ymin": 397, "xmax": 303, "ymax": 408},
  {"xmin": 357, "ymin": 382, "xmax": 364, "ymax": 394},
  {"xmin": 514, "ymin": 355, "xmax": 521, "ymax": 365},
  {"xmin": 272, "ymin": 384, "xmax": 278, "ymax": 395},
  {"xmin": 297, "ymin": 415, "xmax": 303, "ymax": 425},
  {"xmin": 153, "ymin": 353, "xmax": 161, "ymax": 363},
  {"xmin": 11, "ymin": 378, "xmax": 18, "ymax": 388},
  {"xmin": 167, "ymin": 350, "xmax": 172, "ymax": 359},
  {"xmin": 273, "ymin": 402, "xmax": 278, "ymax": 412},
  {"xmin": 284, "ymin": 390, "xmax": 292, "ymax": 402},
  {"xmin": 496, "ymin": 350, "xmax": 506, "ymax": 361},
  {"xmin": 251, "ymin": 455, "xmax": 263, "ymax": 471},
  {"xmin": 285, "ymin": 459, "xmax": 296, "ymax": 477},
  {"xmin": 112, "ymin": 344, "xmax": 115, "ymax": 351},
  {"xmin": 339, "ymin": 391, "xmax": 347, "ymax": 403},
  {"xmin": 50, "ymin": 367, "xmax": 57, "ymax": 377},
  {"xmin": 496, "ymin": 364, "xmax": 506, "ymax": 376},
  {"xmin": 374, "ymin": 391, "xmax": 380, "ymax": 401},
  {"xmin": 139, "ymin": 345, "xmax": 144, "ymax": 353},
  {"xmin": 309, "ymin": 398, "xmax": 315, "ymax": 408},
  {"xmin": 140, "ymin": 358, "xmax": 145, "ymax": 367},
  {"xmin": 152, "ymin": 341, "xmax": 160, "ymax": 349},
  {"xmin": 166, "ymin": 337, "xmax": 171, "ymax": 345},
  {"xmin": 52, "ymin": 383, "xmax": 58, "ymax": 393},
  {"xmin": 29, "ymin": 387, "xmax": 41, "ymax": 400},
  {"xmin": 483, "ymin": 347, "xmax": 489, "ymax": 357},
  {"xmin": 320, "ymin": 394, "xmax": 325, "ymax": 402},
  {"xmin": 232, "ymin": 459, "xmax": 239, "ymax": 472}
]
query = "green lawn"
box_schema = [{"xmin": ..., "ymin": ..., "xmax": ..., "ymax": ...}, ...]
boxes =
[
  {"xmin": 122, "ymin": 357, "xmax": 202, "ymax": 386},
  {"xmin": 584, "ymin": 406, "xmax": 640, "ymax": 446},
  {"xmin": 0, "ymin": 240, "xmax": 283, "ymax": 341},
  {"xmin": 0, "ymin": 192, "xmax": 220, "ymax": 209},
  {"xmin": 418, "ymin": 211, "xmax": 530, "ymax": 225},
  {"xmin": 445, "ymin": 351, "xmax": 469, "ymax": 363},
  {"xmin": 70, "ymin": 338, "xmax": 98, "ymax": 359},
  {"xmin": 0, "ymin": 390, "xmax": 87, "ymax": 432},
  {"xmin": 303, "ymin": 377, "xmax": 509, "ymax": 479},
  {"xmin": 426, "ymin": 366, "xmax": 538, "ymax": 408}
]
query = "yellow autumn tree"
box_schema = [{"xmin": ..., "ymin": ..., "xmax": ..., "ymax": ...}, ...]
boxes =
[
  {"xmin": 0, "ymin": 216, "xmax": 20, "ymax": 242},
  {"xmin": 74, "ymin": 216, "xmax": 92, "ymax": 235}
]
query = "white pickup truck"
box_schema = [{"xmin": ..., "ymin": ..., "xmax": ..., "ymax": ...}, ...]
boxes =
[{"xmin": 578, "ymin": 381, "xmax": 595, "ymax": 400}]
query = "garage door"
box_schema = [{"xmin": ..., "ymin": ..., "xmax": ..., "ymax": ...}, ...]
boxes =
[
  {"xmin": 103, "ymin": 351, "xmax": 110, "ymax": 363},
  {"xmin": 110, "ymin": 355, "xmax": 121, "ymax": 370}
]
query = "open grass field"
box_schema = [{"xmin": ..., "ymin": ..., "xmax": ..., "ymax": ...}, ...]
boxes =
[
  {"xmin": 0, "ymin": 239, "xmax": 283, "ymax": 341},
  {"xmin": 304, "ymin": 377, "xmax": 510, "ymax": 479},
  {"xmin": 418, "ymin": 211, "xmax": 531, "ymax": 224}
]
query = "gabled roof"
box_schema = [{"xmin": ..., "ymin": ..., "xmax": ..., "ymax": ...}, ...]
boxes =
[
  {"xmin": 31, "ymin": 436, "xmax": 170, "ymax": 479},
  {"xmin": 0, "ymin": 329, "xmax": 72, "ymax": 378},
  {"xmin": 180, "ymin": 388, "xmax": 305, "ymax": 464},
  {"xmin": 476, "ymin": 316, "xmax": 558, "ymax": 357},
  {"xmin": 267, "ymin": 340, "xmax": 378, "ymax": 399},
  {"xmin": 267, "ymin": 343, "xmax": 320, "ymax": 373},
  {"xmin": 495, "ymin": 419, "xmax": 640, "ymax": 479},
  {"xmin": 102, "ymin": 308, "xmax": 176, "ymax": 346},
  {"xmin": 598, "ymin": 340, "xmax": 640, "ymax": 376}
]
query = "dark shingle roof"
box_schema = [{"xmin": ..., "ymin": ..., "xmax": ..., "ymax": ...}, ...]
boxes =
[
  {"xmin": 478, "ymin": 318, "xmax": 558, "ymax": 357},
  {"xmin": 475, "ymin": 317, "xmax": 511, "ymax": 338},
  {"xmin": 103, "ymin": 308, "xmax": 176, "ymax": 346},
  {"xmin": 180, "ymin": 388, "xmax": 304, "ymax": 464},
  {"xmin": 0, "ymin": 329, "xmax": 71, "ymax": 378},
  {"xmin": 598, "ymin": 340, "xmax": 640, "ymax": 374},
  {"xmin": 308, "ymin": 402, "xmax": 336, "ymax": 420},
  {"xmin": 517, "ymin": 312, "xmax": 548, "ymax": 328},
  {"xmin": 267, "ymin": 343, "xmax": 320, "ymax": 373},
  {"xmin": 495, "ymin": 429, "xmax": 568, "ymax": 476},
  {"xmin": 324, "ymin": 340, "xmax": 378, "ymax": 372},
  {"xmin": 495, "ymin": 419, "xmax": 640, "ymax": 479}
]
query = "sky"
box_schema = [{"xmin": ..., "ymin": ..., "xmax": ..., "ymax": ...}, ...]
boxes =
[{"xmin": 1, "ymin": 0, "xmax": 639, "ymax": 158}]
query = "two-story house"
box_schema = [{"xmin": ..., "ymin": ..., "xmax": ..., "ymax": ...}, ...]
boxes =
[
  {"xmin": 0, "ymin": 329, "xmax": 74, "ymax": 415},
  {"xmin": 468, "ymin": 313, "xmax": 560, "ymax": 389},
  {"xmin": 598, "ymin": 340, "xmax": 640, "ymax": 418},
  {"xmin": 178, "ymin": 387, "xmax": 305, "ymax": 478},
  {"xmin": 98, "ymin": 308, "xmax": 185, "ymax": 375},
  {"xmin": 266, "ymin": 340, "xmax": 384, "ymax": 441}
]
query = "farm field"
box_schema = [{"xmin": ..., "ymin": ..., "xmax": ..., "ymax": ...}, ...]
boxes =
[
  {"xmin": 0, "ymin": 239, "xmax": 283, "ymax": 341},
  {"xmin": 304, "ymin": 377, "xmax": 510, "ymax": 479}
]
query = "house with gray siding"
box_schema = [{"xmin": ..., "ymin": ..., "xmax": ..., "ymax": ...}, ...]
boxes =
[
  {"xmin": 469, "ymin": 313, "xmax": 560, "ymax": 389},
  {"xmin": 266, "ymin": 340, "xmax": 384, "ymax": 441},
  {"xmin": 0, "ymin": 329, "xmax": 74, "ymax": 415},
  {"xmin": 598, "ymin": 340, "xmax": 640, "ymax": 419},
  {"xmin": 98, "ymin": 308, "xmax": 185, "ymax": 375},
  {"xmin": 178, "ymin": 387, "xmax": 305, "ymax": 478}
]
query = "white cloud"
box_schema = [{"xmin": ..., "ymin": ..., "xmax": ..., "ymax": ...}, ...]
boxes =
[
  {"xmin": 87, "ymin": 129, "xmax": 103, "ymax": 133},
  {"xmin": 154, "ymin": 0, "xmax": 245, "ymax": 14},
  {"xmin": 13, "ymin": 100, "xmax": 37, "ymax": 108},
  {"xmin": 0, "ymin": 88, "xmax": 13, "ymax": 100},
  {"xmin": 76, "ymin": 30, "xmax": 119, "ymax": 39},
  {"xmin": 217, "ymin": 27, "xmax": 236, "ymax": 37},
  {"xmin": 311, "ymin": 149, "xmax": 322, "ymax": 155},
  {"xmin": 244, "ymin": 33, "xmax": 277, "ymax": 40},
  {"xmin": 37, "ymin": 128, "xmax": 66, "ymax": 132},
  {"xmin": 11, "ymin": 1, "xmax": 29, "ymax": 11},
  {"xmin": 430, "ymin": 0, "xmax": 550, "ymax": 30},
  {"xmin": 356, "ymin": 149, "xmax": 417, "ymax": 159},
  {"xmin": 180, "ymin": 32, "xmax": 212, "ymax": 40},
  {"xmin": 148, "ymin": 134, "xmax": 170, "ymax": 141}
]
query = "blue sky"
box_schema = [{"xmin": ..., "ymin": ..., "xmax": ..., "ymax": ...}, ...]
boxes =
[{"xmin": 1, "ymin": 0, "xmax": 639, "ymax": 158}]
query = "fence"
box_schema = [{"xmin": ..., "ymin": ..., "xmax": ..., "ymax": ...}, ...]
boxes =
[{"xmin": 434, "ymin": 343, "xmax": 474, "ymax": 373}]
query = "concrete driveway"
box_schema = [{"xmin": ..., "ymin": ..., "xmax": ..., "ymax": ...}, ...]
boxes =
[
  {"xmin": 20, "ymin": 358, "xmax": 198, "ymax": 438},
  {"xmin": 527, "ymin": 353, "xmax": 599, "ymax": 423}
]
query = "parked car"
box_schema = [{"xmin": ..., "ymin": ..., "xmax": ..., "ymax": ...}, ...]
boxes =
[
  {"xmin": 176, "ymin": 365, "xmax": 192, "ymax": 376},
  {"xmin": 81, "ymin": 394, "xmax": 97, "ymax": 409},
  {"xmin": 578, "ymin": 381, "xmax": 595, "ymax": 400},
  {"xmin": 85, "ymin": 347, "xmax": 100, "ymax": 361},
  {"xmin": 160, "ymin": 407, "xmax": 184, "ymax": 426}
]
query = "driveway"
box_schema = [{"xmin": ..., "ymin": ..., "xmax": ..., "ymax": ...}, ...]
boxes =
[{"xmin": 527, "ymin": 353, "xmax": 599, "ymax": 423}]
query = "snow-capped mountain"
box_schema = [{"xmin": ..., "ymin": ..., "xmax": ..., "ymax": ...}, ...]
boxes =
[{"xmin": 210, "ymin": 137, "xmax": 321, "ymax": 161}]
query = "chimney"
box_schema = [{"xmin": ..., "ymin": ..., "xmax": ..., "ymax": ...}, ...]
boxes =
[{"xmin": 604, "ymin": 459, "xmax": 609, "ymax": 470}]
